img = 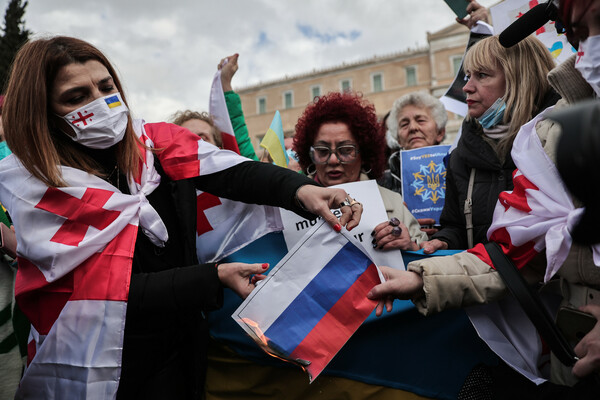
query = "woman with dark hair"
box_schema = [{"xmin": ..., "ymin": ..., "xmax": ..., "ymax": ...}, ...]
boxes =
[
  {"xmin": 0, "ymin": 36, "xmax": 361, "ymax": 399},
  {"xmin": 294, "ymin": 91, "xmax": 427, "ymax": 250}
]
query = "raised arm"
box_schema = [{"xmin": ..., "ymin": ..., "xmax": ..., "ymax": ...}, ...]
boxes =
[
  {"xmin": 219, "ymin": 54, "xmax": 259, "ymax": 161},
  {"xmin": 456, "ymin": 0, "xmax": 490, "ymax": 29}
]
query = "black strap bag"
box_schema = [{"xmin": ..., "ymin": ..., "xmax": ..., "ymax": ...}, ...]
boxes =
[
  {"xmin": 483, "ymin": 242, "xmax": 578, "ymax": 366},
  {"xmin": 458, "ymin": 242, "xmax": 600, "ymax": 400}
]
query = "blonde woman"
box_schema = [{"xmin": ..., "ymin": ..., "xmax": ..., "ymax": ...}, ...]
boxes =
[{"xmin": 419, "ymin": 35, "xmax": 559, "ymax": 253}]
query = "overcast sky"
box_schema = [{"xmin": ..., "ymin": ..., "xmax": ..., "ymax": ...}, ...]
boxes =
[{"xmin": 4, "ymin": 0, "xmax": 496, "ymax": 122}]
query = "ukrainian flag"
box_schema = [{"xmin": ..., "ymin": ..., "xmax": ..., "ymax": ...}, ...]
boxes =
[
  {"xmin": 260, "ymin": 111, "xmax": 288, "ymax": 168},
  {"xmin": 105, "ymin": 95, "xmax": 122, "ymax": 109}
]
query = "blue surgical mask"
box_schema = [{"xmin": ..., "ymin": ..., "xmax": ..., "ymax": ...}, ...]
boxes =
[
  {"xmin": 0, "ymin": 141, "xmax": 12, "ymax": 160},
  {"xmin": 477, "ymin": 98, "xmax": 506, "ymax": 129}
]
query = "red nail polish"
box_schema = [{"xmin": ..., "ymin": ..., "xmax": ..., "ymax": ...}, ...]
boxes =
[
  {"xmin": 262, "ymin": 263, "xmax": 269, "ymax": 269},
  {"xmin": 333, "ymin": 224, "xmax": 342, "ymax": 232}
]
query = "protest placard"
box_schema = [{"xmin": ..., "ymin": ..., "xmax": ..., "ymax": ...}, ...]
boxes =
[
  {"xmin": 401, "ymin": 145, "xmax": 451, "ymax": 224},
  {"xmin": 280, "ymin": 179, "xmax": 405, "ymax": 270}
]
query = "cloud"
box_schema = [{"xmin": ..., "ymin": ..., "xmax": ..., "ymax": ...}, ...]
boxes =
[
  {"xmin": 2, "ymin": 0, "xmax": 498, "ymax": 122},
  {"xmin": 296, "ymin": 23, "xmax": 361, "ymax": 44}
]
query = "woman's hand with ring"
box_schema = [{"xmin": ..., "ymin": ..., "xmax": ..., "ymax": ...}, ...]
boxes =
[
  {"xmin": 370, "ymin": 218, "xmax": 418, "ymax": 251},
  {"xmin": 217, "ymin": 262, "xmax": 269, "ymax": 299},
  {"xmin": 296, "ymin": 185, "xmax": 361, "ymax": 231}
]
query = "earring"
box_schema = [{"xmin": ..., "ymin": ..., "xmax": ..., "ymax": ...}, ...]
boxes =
[
  {"xmin": 361, "ymin": 165, "xmax": 372, "ymax": 174},
  {"xmin": 306, "ymin": 164, "xmax": 316, "ymax": 176}
]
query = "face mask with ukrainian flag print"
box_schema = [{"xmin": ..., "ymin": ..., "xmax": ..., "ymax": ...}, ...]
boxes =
[{"xmin": 61, "ymin": 92, "xmax": 129, "ymax": 149}]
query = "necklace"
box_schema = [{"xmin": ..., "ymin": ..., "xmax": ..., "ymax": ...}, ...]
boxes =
[{"xmin": 105, "ymin": 164, "xmax": 120, "ymax": 188}]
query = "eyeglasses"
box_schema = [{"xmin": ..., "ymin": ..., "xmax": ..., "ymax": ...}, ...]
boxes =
[{"xmin": 310, "ymin": 145, "xmax": 359, "ymax": 164}]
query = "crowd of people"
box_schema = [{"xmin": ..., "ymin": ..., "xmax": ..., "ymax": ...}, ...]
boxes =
[{"xmin": 0, "ymin": 0, "xmax": 599, "ymax": 399}]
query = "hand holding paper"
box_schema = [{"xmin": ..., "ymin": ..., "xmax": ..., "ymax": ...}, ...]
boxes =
[
  {"xmin": 296, "ymin": 184, "xmax": 361, "ymax": 231},
  {"xmin": 217, "ymin": 262, "xmax": 269, "ymax": 299},
  {"xmin": 444, "ymin": 0, "xmax": 470, "ymax": 19},
  {"xmin": 454, "ymin": 0, "xmax": 490, "ymax": 29},
  {"xmin": 233, "ymin": 219, "xmax": 380, "ymax": 381},
  {"xmin": 367, "ymin": 266, "xmax": 425, "ymax": 316}
]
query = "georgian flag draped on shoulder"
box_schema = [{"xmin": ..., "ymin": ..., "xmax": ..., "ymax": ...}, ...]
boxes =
[
  {"xmin": 465, "ymin": 108, "xmax": 600, "ymax": 383},
  {"xmin": 467, "ymin": 107, "xmax": 600, "ymax": 281},
  {"xmin": 139, "ymin": 121, "xmax": 283, "ymax": 263},
  {"xmin": 0, "ymin": 120, "xmax": 251, "ymax": 399}
]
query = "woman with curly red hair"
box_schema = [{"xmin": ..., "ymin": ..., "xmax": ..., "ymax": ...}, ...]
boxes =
[{"xmin": 294, "ymin": 91, "xmax": 427, "ymax": 251}]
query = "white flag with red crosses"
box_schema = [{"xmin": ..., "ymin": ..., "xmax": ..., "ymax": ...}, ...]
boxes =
[
  {"xmin": 465, "ymin": 107, "xmax": 600, "ymax": 383},
  {"xmin": 467, "ymin": 108, "xmax": 600, "ymax": 282},
  {"xmin": 209, "ymin": 70, "xmax": 241, "ymax": 154},
  {"xmin": 0, "ymin": 156, "xmax": 142, "ymax": 399},
  {"xmin": 1, "ymin": 120, "xmax": 278, "ymax": 399},
  {"xmin": 490, "ymin": 0, "xmax": 577, "ymax": 65},
  {"xmin": 195, "ymin": 190, "xmax": 283, "ymax": 263}
]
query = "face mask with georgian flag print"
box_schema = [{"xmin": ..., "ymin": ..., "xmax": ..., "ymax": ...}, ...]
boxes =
[{"xmin": 61, "ymin": 92, "xmax": 129, "ymax": 149}]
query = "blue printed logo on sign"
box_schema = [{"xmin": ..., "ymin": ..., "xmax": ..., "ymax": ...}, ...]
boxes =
[{"xmin": 400, "ymin": 145, "xmax": 451, "ymax": 223}]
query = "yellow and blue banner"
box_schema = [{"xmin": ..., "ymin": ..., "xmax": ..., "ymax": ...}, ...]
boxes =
[
  {"xmin": 210, "ymin": 236, "xmax": 498, "ymax": 399},
  {"xmin": 260, "ymin": 111, "xmax": 288, "ymax": 168}
]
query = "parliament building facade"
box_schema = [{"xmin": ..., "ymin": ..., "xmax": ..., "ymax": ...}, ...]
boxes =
[{"xmin": 236, "ymin": 23, "xmax": 470, "ymax": 151}]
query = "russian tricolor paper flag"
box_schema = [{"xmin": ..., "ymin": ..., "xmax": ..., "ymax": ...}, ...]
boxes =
[{"xmin": 233, "ymin": 219, "xmax": 382, "ymax": 381}]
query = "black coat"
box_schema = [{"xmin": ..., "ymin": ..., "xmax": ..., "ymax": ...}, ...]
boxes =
[
  {"xmin": 431, "ymin": 90, "xmax": 560, "ymax": 249},
  {"xmin": 115, "ymin": 160, "xmax": 316, "ymax": 399},
  {"xmin": 431, "ymin": 119, "xmax": 516, "ymax": 249}
]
